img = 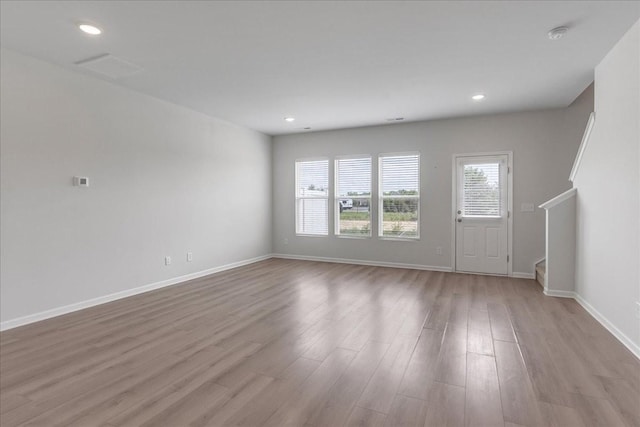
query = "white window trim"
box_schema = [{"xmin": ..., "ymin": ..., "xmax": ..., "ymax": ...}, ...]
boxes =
[
  {"xmin": 378, "ymin": 152, "xmax": 421, "ymax": 240},
  {"xmin": 295, "ymin": 157, "xmax": 329, "ymax": 237}
]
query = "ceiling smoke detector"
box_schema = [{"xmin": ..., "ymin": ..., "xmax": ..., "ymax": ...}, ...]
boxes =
[{"xmin": 548, "ymin": 26, "xmax": 568, "ymax": 40}]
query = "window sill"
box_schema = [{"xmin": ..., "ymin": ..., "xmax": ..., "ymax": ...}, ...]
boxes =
[
  {"xmin": 336, "ymin": 235, "xmax": 371, "ymax": 240},
  {"xmin": 378, "ymin": 236, "xmax": 420, "ymax": 242}
]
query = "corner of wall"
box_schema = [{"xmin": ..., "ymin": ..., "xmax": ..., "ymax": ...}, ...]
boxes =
[{"xmin": 572, "ymin": 19, "xmax": 640, "ymax": 355}]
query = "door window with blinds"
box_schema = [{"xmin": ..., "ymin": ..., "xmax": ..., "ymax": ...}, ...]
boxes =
[
  {"xmin": 295, "ymin": 159, "xmax": 329, "ymax": 235},
  {"xmin": 460, "ymin": 161, "xmax": 503, "ymax": 217},
  {"xmin": 335, "ymin": 156, "xmax": 371, "ymax": 237},
  {"xmin": 379, "ymin": 153, "xmax": 420, "ymax": 238}
]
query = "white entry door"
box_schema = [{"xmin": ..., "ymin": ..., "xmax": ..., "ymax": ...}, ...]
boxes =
[{"xmin": 455, "ymin": 154, "xmax": 509, "ymax": 275}]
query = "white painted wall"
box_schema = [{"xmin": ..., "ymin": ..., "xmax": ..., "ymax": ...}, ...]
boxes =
[
  {"xmin": 272, "ymin": 88, "xmax": 592, "ymax": 275},
  {"xmin": 0, "ymin": 48, "xmax": 272, "ymax": 324},
  {"xmin": 574, "ymin": 21, "xmax": 640, "ymax": 350}
]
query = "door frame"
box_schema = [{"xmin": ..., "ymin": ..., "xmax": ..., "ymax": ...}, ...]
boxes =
[{"xmin": 451, "ymin": 151, "xmax": 513, "ymax": 276}]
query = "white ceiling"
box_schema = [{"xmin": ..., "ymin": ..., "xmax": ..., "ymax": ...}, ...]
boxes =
[{"xmin": 1, "ymin": 1, "xmax": 638, "ymax": 135}]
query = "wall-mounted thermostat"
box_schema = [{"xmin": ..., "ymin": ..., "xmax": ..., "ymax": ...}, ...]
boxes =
[{"xmin": 74, "ymin": 176, "xmax": 90, "ymax": 187}]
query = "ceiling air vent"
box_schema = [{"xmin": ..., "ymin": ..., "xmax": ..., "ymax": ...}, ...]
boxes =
[{"xmin": 75, "ymin": 54, "xmax": 143, "ymax": 79}]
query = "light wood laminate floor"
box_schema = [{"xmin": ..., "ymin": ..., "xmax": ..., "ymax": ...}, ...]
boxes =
[{"xmin": 1, "ymin": 259, "xmax": 638, "ymax": 426}]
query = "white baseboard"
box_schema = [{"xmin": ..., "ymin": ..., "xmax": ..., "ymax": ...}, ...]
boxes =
[
  {"xmin": 272, "ymin": 253, "xmax": 452, "ymax": 272},
  {"xmin": 543, "ymin": 289, "xmax": 575, "ymax": 298},
  {"xmin": 4, "ymin": 253, "xmax": 637, "ymax": 361},
  {"xmin": 512, "ymin": 272, "xmax": 535, "ymax": 279},
  {"xmin": 540, "ymin": 289, "xmax": 639, "ymax": 359},
  {"xmin": 573, "ymin": 293, "xmax": 640, "ymax": 360},
  {"xmin": 0, "ymin": 254, "xmax": 273, "ymax": 332}
]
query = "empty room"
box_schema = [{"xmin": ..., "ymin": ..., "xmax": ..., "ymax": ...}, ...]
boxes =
[{"xmin": 1, "ymin": 1, "xmax": 639, "ymax": 426}]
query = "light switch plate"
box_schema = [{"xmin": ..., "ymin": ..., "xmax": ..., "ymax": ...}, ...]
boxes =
[{"xmin": 521, "ymin": 203, "xmax": 535, "ymax": 212}]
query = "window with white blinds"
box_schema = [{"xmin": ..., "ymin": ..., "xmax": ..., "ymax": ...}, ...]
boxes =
[
  {"xmin": 295, "ymin": 159, "xmax": 329, "ymax": 235},
  {"xmin": 335, "ymin": 157, "xmax": 371, "ymax": 237},
  {"xmin": 379, "ymin": 154, "xmax": 420, "ymax": 238},
  {"xmin": 462, "ymin": 163, "xmax": 501, "ymax": 217}
]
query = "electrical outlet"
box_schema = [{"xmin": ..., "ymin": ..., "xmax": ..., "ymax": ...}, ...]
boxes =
[
  {"xmin": 636, "ymin": 302, "xmax": 640, "ymax": 319},
  {"xmin": 284, "ymin": 238, "xmax": 289, "ymax": 245},
  {"xmin": 187, "ymin": 252, "xmax": 193, "ymax": 262},
  {"xmin": 436, "ymin": 246, "xmax": 443, "ymax": 256},
  {"xmin": 165, "ymin": 256, "xmax": 172, "ymax": 266}
]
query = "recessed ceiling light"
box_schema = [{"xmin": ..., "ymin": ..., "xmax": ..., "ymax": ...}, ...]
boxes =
[
  {"xmin": 78, "ymin": 23, "xmax": 102, "ymax": 35},
  {"xmin": 284, "ymin": 117, "xmax": 295, "ymax": 122},
  {"xmin": 548, "ymin": 26, "xmax": 568, "ymax": 40},
  {"xmin": 472, "ymin": 94, "xmax": 485, "ymax": 101}
]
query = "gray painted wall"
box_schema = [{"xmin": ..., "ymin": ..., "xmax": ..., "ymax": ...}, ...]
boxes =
[
  {"xmin": 544, "ymin": 192, "xmax": 577, "ymax": 294},
  {"xmin": 574, "ymin": 21, "xmax": 639, "ymax": 350},
  {"xmin": 273, "ymin": 87, "xmax": 593, "ymax": 275},
  {"xmin": 0, "ymin": 48, "xmax": 273, "ymax": 323}
]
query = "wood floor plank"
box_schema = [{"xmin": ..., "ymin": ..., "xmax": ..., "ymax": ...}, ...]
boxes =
[
  {"xmin": 214, "ymin": 316, "xmax": 331, "ymax": 383},
  {"xmin": 515, "ymin": 329, "xmax": 572, "ymax": 406},
  {"xmin": 136, "ymin": 381, "xmax": 230, "ymax": 427},
  {"xmin": 356, "ymin": 335, "xmax": 418, "ymax": 414},
  {"xmin": 537, "ymin": 401, "xmax": 585, "ymax": 427},
  {"xmin": 448, "ymin": 289, "xmax": 470, "ymax": 328},
  {"xmin": 0, "ymin": 400, "xmax": 39, "ymax": 427},
  {"xmin": 19, "ymin": 328, "xmax": 199, "ymax": 400},
  {"xmin": 20, "ymin": 352, "xmax": 183, "ymax": 427},
  {"xmin": 103, "ymin": 342, "xmax": 262, "ymax": 427},
  {"xmin": 300, "ymin": 313, "xmax": 365, "ymax": 361},
  {"xmin": 494, "ymin": 340, "xmax": 544, "ymax": 426},
  {"xmin": 176, "ymin": 373, "xmax": 273, "ymax": 427},
  {"xmin": 422, "ymin": 381, "xmax": 465, "ymax": 427},
  {"xmin": 487, "ymin": 302, "xmax": 517, "ymax": 343},
  {"xmin": 383, "ymin": 394, "xmax": 428, "ymax": 427},
  {"xmin": 0, "ymin": 259, "xmax": 637, "ymax": 427},
  {"xmin": 568, "ymin": 393, "xmax": 628, "ymax": 427},
  {"xmin": 262, "ymin": 347, "xmax": 357, "ymax": 426},
  {"xmin": 397, "ymin": 328, "xmax": 445, "ymax": 400},
  {"xmin": 540, "ymin": 327, "xmax": 608, "ymax": 399},
  {"xmin": 310, "ymin": 340, "xmax": 390, "ymax": 426},
  {"xmin": 465, "ymin": 352, "xmax": 504, "ymax": 426},
  {"xmin": 467, "ymin": 308, "xmax": 494, "ymax": 356},
  {"xmin": 433, "ymin": 323, "xmax": 467, "ymax": 388},
  {"xmin": 224, "ymin": 356, "xmax": 321, "ymax": 426},
  {"xmin": 345, "ymin": 406, "xmax": 387, "ymax": 427},
  {"xmin": 596, "ymin": 376, "xmax": 640, "ymax": 427},
  {"xmin": 424, "ymin": 295, "xmax": 452, "ymax": 330},
  {"xmin": 0, "ymin": 393, "xmax": 30, "ymax": 415}
]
